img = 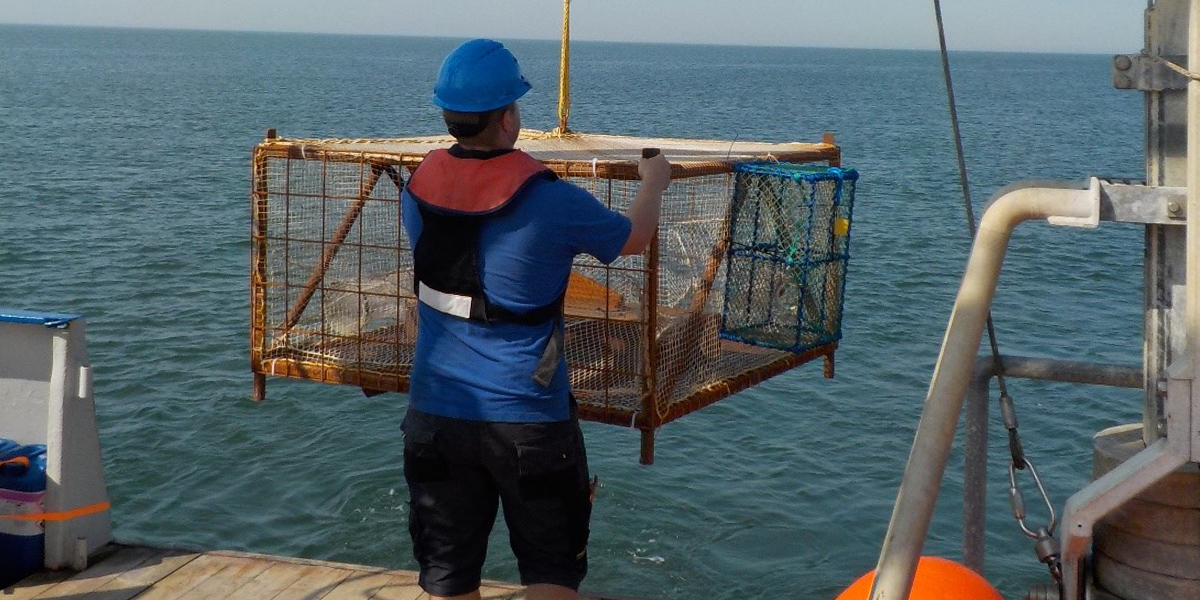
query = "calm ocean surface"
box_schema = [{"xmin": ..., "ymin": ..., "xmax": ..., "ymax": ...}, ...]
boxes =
[{"xmin": 0, "ymin": 25, "xmax": 1146, "ymax": 598}]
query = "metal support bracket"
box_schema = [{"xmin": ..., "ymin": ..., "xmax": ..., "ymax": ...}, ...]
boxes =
[
  {"xmin": 1097, "ymin": 179, "xmax": 1188, "ymax": 224},
  {"xmin": 1059, "ymin": 439, "xmax": 1187, "ymax": 600},
  {"xmin": 1113, "ymin": 53, "xmax": 1190, "ymax": 91},
  {"xmin": 1166, "ymin": 359, "xmax": 1200, "ymax": 461},
  {"xmin": 1057, "ymin": 359, "xmax": 1197, "ymax": 600}
]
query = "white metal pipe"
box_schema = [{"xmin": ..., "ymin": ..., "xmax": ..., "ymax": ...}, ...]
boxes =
[
  {"xmin": 974, "ymin": 357, "xmax": 1142, "ymax": 389},
  {"xmin": 869, "ymin": 183, "xmax": 1096, "ymax": 600}
]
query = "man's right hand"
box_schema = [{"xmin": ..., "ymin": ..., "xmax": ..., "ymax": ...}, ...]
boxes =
[
  {"xmin": 621, "ymin": 152, "xmax": 672, "ymax": 255},
  {"xmin": 638, "ymin": 152, "xmax": 672, "ymax": 192}
]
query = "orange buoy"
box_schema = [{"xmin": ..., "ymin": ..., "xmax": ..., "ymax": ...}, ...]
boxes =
[{"xmin": 835, "ymin": 556, "xmax": 1002, "ymax": 600}]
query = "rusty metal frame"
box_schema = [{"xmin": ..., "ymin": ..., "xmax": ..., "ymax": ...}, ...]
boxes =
[{"xmin": 249, "ymin": 130, "xmax": 844, "ymax": 463}]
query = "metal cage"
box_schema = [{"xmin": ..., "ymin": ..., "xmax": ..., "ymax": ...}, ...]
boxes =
[{"xmin": 250, "ymin": 130, "xmax": 851, "ymax": 463}]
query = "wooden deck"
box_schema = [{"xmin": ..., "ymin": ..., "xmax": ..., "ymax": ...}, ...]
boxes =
[{"xmin": 5, "ymin": 545, "xmax": 641, "ymax": 600}]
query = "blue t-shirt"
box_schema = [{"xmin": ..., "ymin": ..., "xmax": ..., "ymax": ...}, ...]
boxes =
[{"xmin": 402, "ymin": 173, "xmax": 631, "ymax": 422}]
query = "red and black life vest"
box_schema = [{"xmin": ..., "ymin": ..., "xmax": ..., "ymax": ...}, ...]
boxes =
[{"xmin": 406, "ymin": 147, "xmax": 563, "ymax": 325}]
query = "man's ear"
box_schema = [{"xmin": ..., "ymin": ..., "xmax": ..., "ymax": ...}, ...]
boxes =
[{"xmin": 499, "ymin": 106, "xmax": 517, "ymax": 133}]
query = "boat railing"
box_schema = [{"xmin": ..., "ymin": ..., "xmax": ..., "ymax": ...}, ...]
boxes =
[
  {"xmin": 866, "ymin": 177, "xmax": 1195, "ymax": 599},
  {"xmin": 961, "ymin": 355, "xmax": 1142, "ymax": 572}
]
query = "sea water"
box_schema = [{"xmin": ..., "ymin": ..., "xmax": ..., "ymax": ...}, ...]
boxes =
[{"xmin": 0, "ymin": 24, "xmax": 1145, "ymax": 598}]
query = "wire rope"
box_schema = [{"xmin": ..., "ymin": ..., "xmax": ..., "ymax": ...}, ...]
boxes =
[{"xmin": 933, "ymin": 0, "xmax": 1011, "ymax": 397}]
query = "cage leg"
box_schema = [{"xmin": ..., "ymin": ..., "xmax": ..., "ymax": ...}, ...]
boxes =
[
  {"xmin": 823, "ymin": 352, "xmax": 835, "ymax": 379},
  {"xmin": 252, "ymin": 373, "xmax": 266, "ymax": 402},
  {"xmin": 639, "ymin": 428, "xmax": 656, "ymax": 465},
  {"xmin": 823, "ymin": 131, "xmax": 841, "ymax": 166}
]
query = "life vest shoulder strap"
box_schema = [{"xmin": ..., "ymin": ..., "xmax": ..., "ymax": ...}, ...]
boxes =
[{"xmin": 407, "ymin": 149, "xmax": 553, "ymax": 214}]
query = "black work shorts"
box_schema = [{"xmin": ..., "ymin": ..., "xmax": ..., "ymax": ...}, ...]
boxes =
[{"xmin": 401, "ymin": 407, "xmax": 592, "ymax": 598}]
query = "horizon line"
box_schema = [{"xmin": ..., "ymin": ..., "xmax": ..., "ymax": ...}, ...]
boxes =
[{"xmin": 0, "ymin": 20, "xmax": 1118, "ymax": 57}]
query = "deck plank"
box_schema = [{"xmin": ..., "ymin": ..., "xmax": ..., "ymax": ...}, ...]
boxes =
[
  {"xmin": 125, "ymin": 553, "xmax": 241, "ymax": 600},
  {"xmin": 220, "ymin": 562, "xmax": 315, "ymax": 600},
  {"xmin": 10, "ymin": 546, "xmax": 651, "ymax": 600},
  {"xmin": 270, "ymin": 564, "xmax": 353, "ymax": 600},
  {"xmin": 317, "ymin": 572, "xmax": 399, "ymax": 600},
  {"xmin": 4, "ymin": 545, "xmax": 130, "ymax": 600},
  {"xmin": 23, "ymin": 546, "xmax": 162, "ymax": 599},
  {"xmin": 172, "ymin": 556, "xmax": 275, "ymax": 600},
  {"xmin": 2, "ymin": 569, "xmax": 76, "ymax": 600},
  {"xmin": 78, "ymin": 550, "xmax": 201, "ymax": 600}
]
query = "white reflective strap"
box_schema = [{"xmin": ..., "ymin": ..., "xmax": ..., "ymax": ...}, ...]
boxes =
[{"xmin": 418, "ymin": 282, "xmax": 473, "ymax": 319}]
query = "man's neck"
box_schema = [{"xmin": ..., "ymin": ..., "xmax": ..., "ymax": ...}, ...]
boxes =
[
  {"xmin": 456, "ymin": 139, "xmax": 514, "ymax": 152},
  {"xmin": 448, "ymin": 144, "xmax": 516, "ymax": 159}
]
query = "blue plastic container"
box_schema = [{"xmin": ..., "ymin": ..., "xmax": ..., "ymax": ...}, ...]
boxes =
[{"xmin": 0, "ymin": 439, "xmax": 47, "ymax": 588}]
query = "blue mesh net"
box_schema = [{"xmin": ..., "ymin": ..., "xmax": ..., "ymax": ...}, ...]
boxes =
[{"xmin": 721, "ymin": 163, "xmax": 858, "ymax": 353}]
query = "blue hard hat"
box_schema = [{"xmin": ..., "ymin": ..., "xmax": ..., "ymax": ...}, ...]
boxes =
[{"xmin": 433, "ymin": 39, "xmax": 532, "ymax": 112}]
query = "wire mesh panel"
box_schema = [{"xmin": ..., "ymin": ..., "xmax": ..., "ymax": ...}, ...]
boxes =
[
  {"xmin": 250, "ymin": 131, "xmax": 850, "ymax": 463},
  {"xmin": 252, "ymin": 151, "xmax": 414, "ymax": 393},
  {"xmin": 722, "ymin": 163, "xmax": 857, "ymax": 353}
]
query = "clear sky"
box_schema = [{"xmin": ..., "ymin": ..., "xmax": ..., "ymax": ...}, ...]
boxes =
[{"xmin": 0, "ymin": 0, "xmax": 1145, "ymax": 54}]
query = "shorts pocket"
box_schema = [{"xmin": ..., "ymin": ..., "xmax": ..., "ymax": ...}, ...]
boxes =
[
  {"xmin": 403, "ymin": 427, "xmax": 446, "ymax": 483},
  {"xmin": 514, "ymin": 437, "xmax": 580, "ymax": 501},
  {"xmin": 509, "ymin": 429, "xmax": 592, "ymax": 567}
]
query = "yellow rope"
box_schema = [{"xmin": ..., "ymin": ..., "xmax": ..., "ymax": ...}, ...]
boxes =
[
  {"xmin": 1161, "ymin": 57, "xmax": 1200, "ymax": 81},
  {"xmin": 556, "ymin": 0, "xmax": 572, "ymax": 136}
]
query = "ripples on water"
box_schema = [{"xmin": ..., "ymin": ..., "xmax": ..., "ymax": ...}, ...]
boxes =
[{"xmin": 0, "ymin": 25, "xmax": 1144, "ymax": 599}]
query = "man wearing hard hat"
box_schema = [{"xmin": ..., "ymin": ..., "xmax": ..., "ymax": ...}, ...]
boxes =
[{"xmin": 399, "ymin": 39, "xmax": 671, "ymax": 600}]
